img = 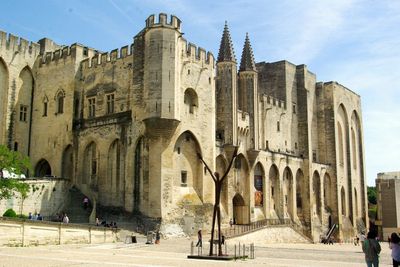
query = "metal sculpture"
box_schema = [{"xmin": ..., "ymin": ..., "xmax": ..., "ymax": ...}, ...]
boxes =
[{"xmin": 197, "ymin": 145, "xmax": 238, "ymax": 256}]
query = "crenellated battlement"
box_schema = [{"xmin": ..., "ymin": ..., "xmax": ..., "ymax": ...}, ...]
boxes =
[
  {"xmin": 145, "ymin": 13, "xmax": 181, "ymax": 31},
  {"xmin": 0, "ymin": 30, "xmax": 40, "ymax": 55},
  {"xmin": 181, "ymin": 38, "xmax": 214, "ymax": 65},
  {"xmin": 38, "ymin": 43, "xmax": 98, "ymax": 67},
  {"xmin": 81, "ymin": 44, "xmax": 133, "ymax": 69}
]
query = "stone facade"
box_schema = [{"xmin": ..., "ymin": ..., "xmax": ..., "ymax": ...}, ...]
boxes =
[
  {"xmin": 0, "ymin": 13, "xmax": 367, "ymax": 241},
  {"xmin": 376, "ymin": 171, "xmax": 400, "ymax": 239}
]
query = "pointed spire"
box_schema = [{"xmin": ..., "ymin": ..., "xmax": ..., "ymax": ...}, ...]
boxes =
[
  {"xmin": 217, "ymin": 21, "xmax": 236, "ymax": 63},
  {"xmin": 239, "ymin": 33, "xmax": 256, "ymax": 72}
]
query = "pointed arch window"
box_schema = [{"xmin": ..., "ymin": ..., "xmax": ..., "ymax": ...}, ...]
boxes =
[
  {"xmin": 43, "ymin": 96, "xmax": 48, "ymax": 117},
  {"xmin": 56, "ymin": 90, "xmax": 65, "ymax": 114}
]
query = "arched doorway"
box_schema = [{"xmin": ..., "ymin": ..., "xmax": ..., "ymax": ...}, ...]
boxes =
[
  {"xmin": 283, "ymin": 167, "xmax": 294, "ymax": 219},
  {"xmin": 108, "ymin": 139, "xmax": 122, "ymax": 205},
  {"xmin": 254, "ymin": 163, "xmax": 264, "ymax": 207},
  {"xmin": 62, "ymin": 145, "xmax": 73, "ymax": 179},
  {"xmin": 269, "ymin": 164, "xmax": 280, "ymax": 217},
  {"xmin": 35, "ymin": 159, "xmax": 52, "ymax": 177},
  {"xmin": 296, "ymin": 169, "xmax": 309, "ymax": 223},
  {"xmin": 313, "ymin": 171, "xmax": 322, "ymax": 220},
  {"xmin": 232, "ymin": 193, "xmax": 248, "ymax": 224},
  {"xmin": 83, "ymin": 142, "xmax": 97, "ymax": 188}
]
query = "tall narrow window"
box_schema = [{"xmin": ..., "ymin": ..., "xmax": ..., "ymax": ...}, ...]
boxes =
[
  {"xmin": 88, "ymin": 98, "xmax": 96, "ymax": 118},
  {"xmin": 106, "ymin": 94, "xmax": 115, "ymax": 114},
  {"xmin": 57, "ymin": 91, "xmax": 64, "ymax": 114},
  {"xmin": 19, "ymin": 105, "xmax": 28, "ymax": 122},
  {"xmin": 181, "ymin": 171, "xmax": 187, "ymax": 187},
  {"xmin": 277, "ymin": 121, "xmax": 280, "ymax": 132},
  {"xmin": 43, "ymin": 102, "xmax": 48, "ymax": 117}
]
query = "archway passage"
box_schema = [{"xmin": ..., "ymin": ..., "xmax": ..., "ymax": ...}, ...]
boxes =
[
  {"xmin": 62, "ymin": 145, "xmax": 73, "ymax": 179},
  {"xmin": 232, "ymin": 193, "xmax": 248, "ymax": 224},
  {"xmin": 254, "ymin": 163, "xmax": 264, "ymax": 207},
  {"xmin": 35, "ymin": 159, "xmax": 52, "ymax": 177},
  {"xmin": 269, "ymin": 164, "xmax": 280, "ymax": 217}
]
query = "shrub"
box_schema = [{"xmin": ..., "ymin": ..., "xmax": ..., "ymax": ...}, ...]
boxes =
[{"xmin": 3, "ymin": 208, "xmax": 17, "ymax": 217}]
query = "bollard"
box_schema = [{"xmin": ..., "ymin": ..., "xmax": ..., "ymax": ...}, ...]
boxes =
[
  {"xmin": 243, "ymin": 244, "xmax": 245, "ymax": 257},
  {"xmin": 239, "ymin": 242, "xmax": 241, "ymax": 257},
  {"xmin": 191, "ymin": 241, "xmax": 194, "ymax": 256},
  {"xmin": 234, "ymin": 244, "xmax": 236, "ymax": 260}
]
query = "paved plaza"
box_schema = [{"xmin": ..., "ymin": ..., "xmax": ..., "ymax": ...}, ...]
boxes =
[{"xmin": 0, "ymin": 236, "xmax": 394, "ymax": 267}]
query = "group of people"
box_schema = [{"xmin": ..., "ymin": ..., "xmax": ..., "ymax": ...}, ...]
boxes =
[
  {"xmin": 95, "ymin": 218, "xmax": 117, "ymax": 228},
  {"xmin": 361, "ymin": 230, "xmax": 400, "ymax": 267},
  {"xmin": 28, "ymin": 212, "xmax": 43, "ymax": 221}
]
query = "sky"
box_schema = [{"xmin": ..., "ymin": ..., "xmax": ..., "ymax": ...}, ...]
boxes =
[{"xmin": 1, "ymin": 0, "xmax": 399, "ymax": 186}]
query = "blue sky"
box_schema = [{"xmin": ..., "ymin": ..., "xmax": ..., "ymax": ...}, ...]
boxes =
[{"xmin": 1, "ymin": 0, "xmax": 399, "ymax": 186}]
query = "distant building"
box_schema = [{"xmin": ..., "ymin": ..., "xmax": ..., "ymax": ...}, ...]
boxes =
[
  {"xmin": 376, "ymin": 171, "xmax": 400, "ymax": 238},
  {"xmin": 0, "ymin": 13, "xmax": 368, "ymax": 241}
]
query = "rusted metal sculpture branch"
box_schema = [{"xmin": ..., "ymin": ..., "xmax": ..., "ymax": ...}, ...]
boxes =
[{"xmin": 197, "ymin": 146, "xmax": 238, "ymax": 256}]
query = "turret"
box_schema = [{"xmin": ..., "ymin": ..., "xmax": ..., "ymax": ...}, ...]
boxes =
[
  {"xmin": 238, "ymin": 33, "xmax": 259, "ymax": 149},
  {"xmin": 215, "ymin": 22, "xmax": 238, "ymax": 145}
]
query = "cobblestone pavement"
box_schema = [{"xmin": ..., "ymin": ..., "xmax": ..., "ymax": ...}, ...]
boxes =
[{"xmin": 0, "ymin": 238, "xmax": 393, "ymax": 267}]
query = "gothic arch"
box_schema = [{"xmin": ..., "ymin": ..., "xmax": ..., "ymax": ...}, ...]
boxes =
[
  {"xmin": 283, "ymin": 167, "xmax": 294, "ymax": 219},
  {"xmin": 61, "ymin": 144, "xmax": 73, "ymax": 179},
  {"xmin": 173, "ymin": 131, "xmax": 203, "ymax": 199},
  {"xmin": 35, "ymin": 159, "xmax": 52, "ymax": 177},
  {"xmin": 14, "ymin": 66, "xmax": 34, "ymax": 155},
  {"xmin": 183, "ymin": 88, "xmax": 198, "ymax": 114},
  {"xmin": 55, "ymin": 88, "xmax": 65, "ymax": 114},
  {"xmin": 108, "ymin": 139, "xmax": 122, "ymax": 204},
  {"xmin": 323, "ymin": 173, "xmax": 333, "ymax": 212},
  {"xmin": 296, "ymin": 169, "xmax": 308, "ymax": 222},
  {"xmin": 232, "ymin": 193, "xmax": 247, "ymax": 224},
  {"xmin": 312, "ymin": 171, "xmax": 322, "ymax": 220},
  {"xmin": 234, "ymin": 153, "xmax": 250, "ymax": 206},
  {"xmin": 0, "ymin": 57, "xmax": 8, "ymax": 145},
  {"xmin": 269, "ymin": 164, "xmax": 280, "ymax": 217},
  {"xmin": 83, "ymin": 141, "xmax": 98, "ymax": 187},
  {"xmin": 254, "ymin": 162, "xmax": 264, "ymax": 207}
]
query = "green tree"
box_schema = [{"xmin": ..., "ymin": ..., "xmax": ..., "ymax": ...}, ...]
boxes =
[
  {"xmin": 0, "ymin": 145, "xmax": 31, "ymax": 206},
  {"xmin": 367, "ymin": 186, "xmax": 377, "ymax": 205}
]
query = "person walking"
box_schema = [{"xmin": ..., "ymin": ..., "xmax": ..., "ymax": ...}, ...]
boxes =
[
  {"xmin": 389, "ymin": 232, "xmax": 400, "ymax": 267},
  {"xmin": 362, "ymin": 230, "xmax": 381, "ymax": 267},
  {"xmin": 62, "ymin": 213, "xmax": 69, "ymax": 224},
  {"xmin": 196, "ymin": 229, "xmax": 202, "ymax": 247}
]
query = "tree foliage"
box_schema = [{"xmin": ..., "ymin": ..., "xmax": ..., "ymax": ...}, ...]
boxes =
[
  {"xmin": 0, "ymin": 145, "xmax": 31, "ymax": 201},
  {"xmin": 367, "ymin": 186, "xmax": 377, "ymax": 205},
  {"xmin": 0, "ymin": 145, "xmax": 31, "ymax": 176}
]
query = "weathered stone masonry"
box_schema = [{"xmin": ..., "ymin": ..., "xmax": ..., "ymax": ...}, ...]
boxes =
[{"xmin": 0, "ymin": 13, "xmax": 367, "ymax": 241}]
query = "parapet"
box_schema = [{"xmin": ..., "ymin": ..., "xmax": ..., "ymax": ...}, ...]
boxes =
[
  {"xmin": 81, "ymin": 44, "xmax": 133, "ymax": 69},
  {"xmin": 181, "ymin": 38, "xmax": 214, "ymax": 65},
  {"xmin": 0, "ymin": 30, "xmax": 40, "ymax": 56},
  {"xmin": 145, "ymin": 13, "xmax": 181, "ymax": 31},
  {"xmin": 38, "ymin": 43, "xmax": 97, "ymax": 67}
]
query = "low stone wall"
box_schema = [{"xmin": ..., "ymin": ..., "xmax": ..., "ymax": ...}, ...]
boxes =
[
  {"xmin": 0, "ymin": 217, "xmax": 119, "ymax": 246},
  {"xmin": 0, "ymin": 178, "xmax": 70, "ymax": 218}
]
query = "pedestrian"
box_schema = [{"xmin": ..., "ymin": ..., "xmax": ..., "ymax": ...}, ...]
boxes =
[
  {"xmin": 28, "ymin": 212, "xmax": 32, "ymax": 220},
  {"xmin": 62, "ymin": 213, "xmax": 69, "ymax": 224},
  {"xmin": 362, "ymin": 230, "xmax": 381, "ymax": 267},
  {"xmin": 196, "ymin": 229, "xmax": 202, "ymax": 247},
  {"xmin": 95, "ymin": 217, "xmax": 99, "ymax": 226},
  {"xmin": 229, "ymin": 218, "xmax": 233, "ymax": 228},
  {"xmin": 37, "ymin": 213, "xmax": 43, "ymax": 220},
  {"xmin": 155, "ymin": 231, "xmax": 160, "ymax": 244},
  {"xmin": 389, "ymin": 232, "xmax": 400, "ymax": 267},
  {"xmin": 83, "ymin": 196, "xmax": 89, "ymax": 210},
  {"xmin": 221, "ymin": 234, "xmax": 225, "ymax": 245}
]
